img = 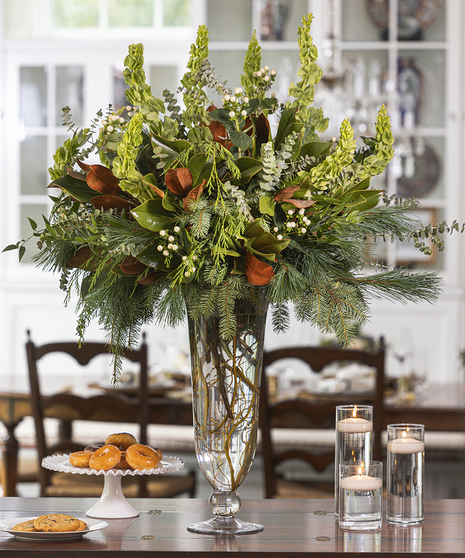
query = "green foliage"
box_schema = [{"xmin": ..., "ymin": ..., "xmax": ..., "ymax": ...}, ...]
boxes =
[{"xmin": 10, "ymin": 12, "xmax": 457, "ymax": 374}]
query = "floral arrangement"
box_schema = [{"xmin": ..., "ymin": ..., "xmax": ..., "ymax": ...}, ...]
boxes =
[{"xmin": 8, "ymin": 14, "xmax": 446, "ymax": 377}]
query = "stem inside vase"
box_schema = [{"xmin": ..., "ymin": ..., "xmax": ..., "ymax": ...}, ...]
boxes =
[{"xmin": 186, "ymin": 293, "xmax": 267, "ymax": 534}]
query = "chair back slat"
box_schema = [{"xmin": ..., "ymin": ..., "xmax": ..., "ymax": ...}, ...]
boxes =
[
  {"xmin": 259, "ymin": 338, "xmax": 385, "ymax": 498},
  {"xmin": 26, "ymin": 330, "xmax": 148, "ymax": 497}
]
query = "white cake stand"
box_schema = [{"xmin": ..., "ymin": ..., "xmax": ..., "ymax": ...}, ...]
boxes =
[{"xmin": 42, "ymin": 454, "xmax": 185, "ymax": 519}]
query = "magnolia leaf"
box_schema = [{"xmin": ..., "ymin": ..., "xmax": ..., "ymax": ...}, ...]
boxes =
[
  {"xmin": 245, "ymin": 233, "xmax": 290, "ymax": 261},
  {"xmin": 245, "ymin": 251, "xmax": 275, "ymax": 285},
  {"xmin": 255, "ymin": 113, "xmax": 271, "ymax": 146},
  {"xmin": 208, "ymin": 117, "xmax": 230, "ymax": 147},
  {"xmin": 187, "ymin": 153, "xmax": 209, "ymax": 186},
  {"xmin": 348, "ymin": 190, "xmax": 382, "ymax": 211},
  {"xmin": 292, "ymin": 175, "xmax": 312, "ymax": 199},
  {"xmin": 244, "ymin": 220, "xmax": 290, "ymax": 258},
  {"xmin": 312, "ymin": 194, "xmax": 344, "ymax": 205},
  {"xmin": 220, "ymin": 247, "xmax": 242, "ymax": 257},
  {"xmin": 76, "ymin": 160, "xmax": 92, "ymax": 173},
  {"xmin": 48, "ymin": 174, "xmax": 103, "ymax": 203},
  {"xmin": 86, "ymin": 164, "xmax": 121, "ymax": 196},
  {"xmin": 282, "ymin": 198, "xmax": 315, "ymax": 208},
  {"xmin": 136, "ymin": 243, "xmax": 177, "ymax": 271},
  {"xmin": 142, "ymin": 173, "xmax": 165, "ymax": 198},
  {"xmin": 65, "ymin": 246, "xmax": 94, "ymax": 270},
  {"xmin": 162, "ymin": 196, "xmax": 178, "ymax": 212},
  {"xmin": 165, "ymin": 167, "xmax": 193, "ymax": 197},
  {"xmin": 66, "ymin": 166, "xmax": 87, "ymax": 181},
  {"xmin": 259, "ymin": 195, "xmax": 275, "ymax": 216},
  {"xmin": 244, "ymin": 219, "xmax": 266, "ymax": 238},
  {"xmin": 275, "ymin": 184, "xmax": 300, "ymax": 201},
  {"xmin": 235, "ymin": 156, "xmax": 263, "ymax": 185},
  {"xmin": 231, "ymin": 257, "xmax": 246, "ymax": 275},
  {"xmin": 183, "ymin": 181, "xmax": 205, "ymax": 211},
  {"xmin": 346, "ymin": 177, "xmax": 371, "ymax": 193},
  {"xmin": 91, "ymin": 195, "xmax": 133, "ymax": 213},
  {"xmin": 131, "ymin": 199, "xmax": 174, "ymax": 231},
  {"xmin": 119, "ymin": 256, "xmax": 148, "ymax": 275}
]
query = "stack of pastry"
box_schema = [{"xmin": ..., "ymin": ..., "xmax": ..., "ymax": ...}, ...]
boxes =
[{"xmin": 69, "ymin": 432, "xmax": 162, "ymax": 471}]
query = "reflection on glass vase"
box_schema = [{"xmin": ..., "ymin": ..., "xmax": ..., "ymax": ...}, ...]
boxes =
[{"xmin": 186, "ymin": 291, "xmax": 268, "ymax": 535}]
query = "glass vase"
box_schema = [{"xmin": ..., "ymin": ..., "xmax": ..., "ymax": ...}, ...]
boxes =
[{"xmin": 186, "ymin": 292, "xmax": 268, "ymax": 535}]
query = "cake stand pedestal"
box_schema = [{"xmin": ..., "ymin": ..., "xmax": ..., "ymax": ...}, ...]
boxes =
[{"xmin": 42, "ymin": 454, "xmax": 185, "ymax": 519}]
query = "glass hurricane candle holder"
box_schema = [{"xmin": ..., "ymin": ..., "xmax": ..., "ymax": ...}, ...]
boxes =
[
  {"xmin": 387, "ymin": 423, "xmax": 425, "ymax": 525},
  {"xmin": 335, "ymin": 405, "xmax": 373, "ymax": 517},
  {"xmin": 339, "ymin": 461, "xmax": 383, "ymax": 531}
]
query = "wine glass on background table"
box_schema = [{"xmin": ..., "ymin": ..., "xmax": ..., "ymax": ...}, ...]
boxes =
[{"xmin": 390, "ymin": 330, "xmax": 415, "ymax": 402}]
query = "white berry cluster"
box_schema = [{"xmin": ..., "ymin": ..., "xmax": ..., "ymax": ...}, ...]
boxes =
[
  {"xmin": 99, "ymin": 106, "xmax": 137, "ymax": 137},
  {"xmin": 181, "ymin": 253, "xmax": 198, "ymax": 278},
  {"xmin": 222, "ymin": 87, "xmax": 250, "ymax": 119},
  {"xmin": 156, "ymin": 227, "xmax": 180, "ymax": 258},
  {"xmin": 273, "ymin": 208, "xmax": 311, "ymax": 240},
  {"xmin": 252, "ymin": 65, "xmax": 277, "ymax": 93}
]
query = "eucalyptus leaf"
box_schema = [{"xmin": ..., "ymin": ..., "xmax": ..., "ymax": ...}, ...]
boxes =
[{"xmin": 229, "ymin": 130, "xmax": 253, "ymax": 151}]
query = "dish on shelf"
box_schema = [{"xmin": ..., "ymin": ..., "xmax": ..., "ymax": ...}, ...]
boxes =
[
  {"xmin": 366, "ymin": 0, "xmax": 444, "ymax": 40},
  {"xmin": 398, "ymin": 57, "xmax": 423, "ymax": 126},
  {"xmin": 397, "ymin": 141, "xmax": 441, "ymax": 198},
  {"xmin": 0, "ymin": 516, "xmax": 108, "ymax": 542}
]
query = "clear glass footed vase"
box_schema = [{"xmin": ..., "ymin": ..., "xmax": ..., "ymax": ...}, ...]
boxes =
[{"xmin": 186, "ymin": 293, "xmax": 268, "ymax": 535}]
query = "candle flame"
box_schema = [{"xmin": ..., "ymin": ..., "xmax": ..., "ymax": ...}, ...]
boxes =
[
  {"xmin": 352, "ymin": 406, "xmax": 357, "ymax": 418},
  {"xmin": 358, "ymin": 462, "xmax": 365, "ymax": 476},
  {"xmin": 402, "ymin": 430, "xmax": 407, "ymax": 439}
]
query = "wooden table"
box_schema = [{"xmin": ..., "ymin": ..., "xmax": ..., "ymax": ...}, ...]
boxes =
[
  {"xmin": 0, "ymin": 498, "xmax": 464, "ymax": 556},
  {"xmin": 1, "ymin": 381, "xmax": 464, "ymax": 497},
  {"xmin": 384, "ymin": 383, "xmax": 465, "ymax": 431}
]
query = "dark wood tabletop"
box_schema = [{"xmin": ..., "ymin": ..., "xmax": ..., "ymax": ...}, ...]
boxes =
[{"xmin": 0, "ymin": 498, "xmax": 464, "ymax": 556}]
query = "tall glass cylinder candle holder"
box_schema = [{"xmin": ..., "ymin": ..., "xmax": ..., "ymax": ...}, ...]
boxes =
[
  {"xmin": 339, "ymin": 461, "xmax": 383, "ymax": 531},
  {"xmin": 335, "ymin": 405, "xmax": 373, "ymax": 517},
  {"xmin": 387, "ymin": 423, "xmax": 425, "ymax": 525}
]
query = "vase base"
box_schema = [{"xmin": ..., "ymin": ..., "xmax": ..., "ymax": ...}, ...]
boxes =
[{"xmin": 187, "ymin": 516, "xmax": 264, "ymax": 535}]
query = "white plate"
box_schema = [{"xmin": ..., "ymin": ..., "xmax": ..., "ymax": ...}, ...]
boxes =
[
  {"xmin": 42, "ymin": 453, "xmax": 185, "ymax": 476},
  {"xmin": 0, "ymin": 516, "xmax": 108, "ymax": 542}
]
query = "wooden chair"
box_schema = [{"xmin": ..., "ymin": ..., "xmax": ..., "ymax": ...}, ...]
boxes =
[
  {"xmin": 26, "ymin": 330, "xmax": 196, "ymax": 498},
  {"xmin": 259, "ymin": 339, "xmax": 385, "ymax": 499}
]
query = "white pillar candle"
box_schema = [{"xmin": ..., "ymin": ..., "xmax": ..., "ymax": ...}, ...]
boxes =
[
  {"xmin": 340, "ymin": 474, "xmax": 382, "ymax": 491},
  {"xmin": 337, "ymin": 417, "xmax": 373, "ymax": 433},
  {"xmin": 387, "ymin": 437, "xmax": 424, "ymax": 454}
]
